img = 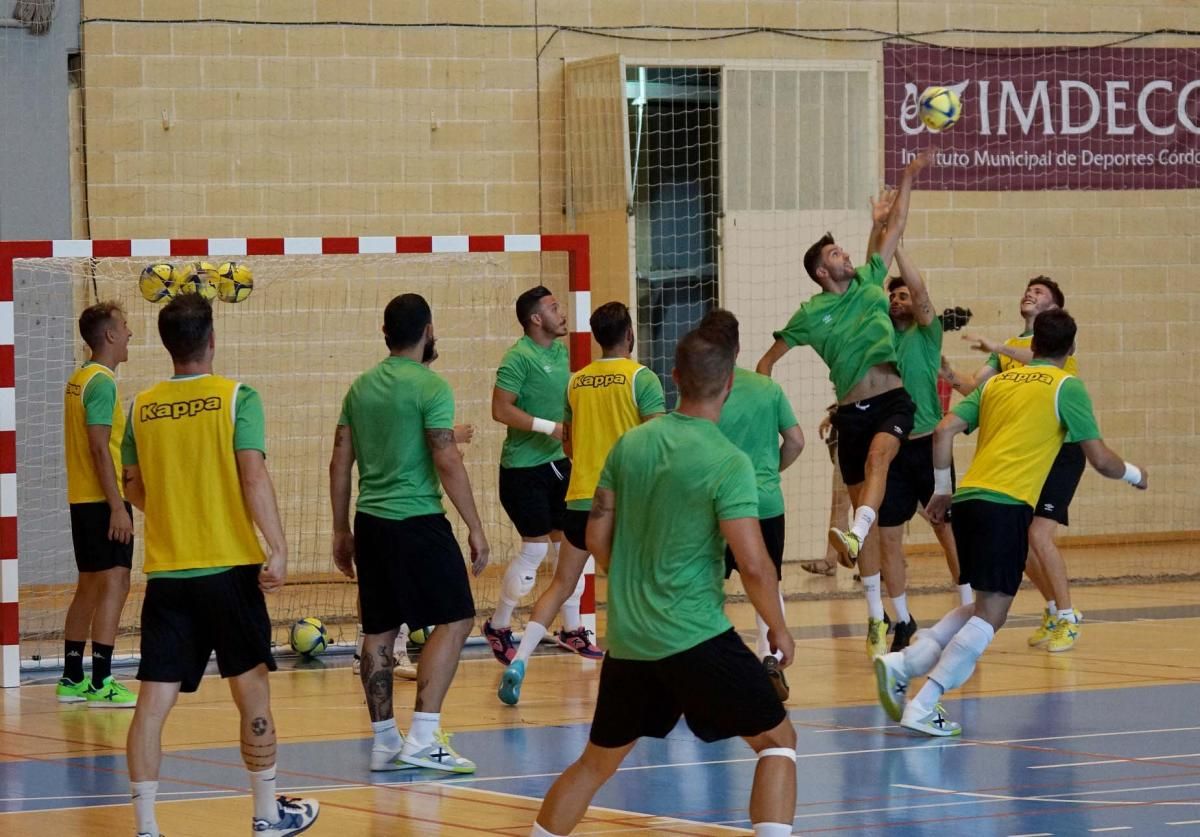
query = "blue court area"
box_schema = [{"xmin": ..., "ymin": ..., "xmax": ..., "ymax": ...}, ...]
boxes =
[{"xmin": 6, "ymin": 682, "xmax": 1200, "ymax": 834}]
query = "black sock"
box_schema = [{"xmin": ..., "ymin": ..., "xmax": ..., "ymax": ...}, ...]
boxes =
[
  {"xmin": 91, "ymin": 642, "xmax": 114, "ymax": 685},
  {"xmin": 63, "ymin": 640, "xmax": 86, "ymax": 683}
]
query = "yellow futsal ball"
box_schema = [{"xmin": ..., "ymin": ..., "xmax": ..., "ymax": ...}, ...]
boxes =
[
  {"xmin": 176, "ymin": 261, "xmax": 219, "ymax": 301},
  {"xmin": 918, "ymin": 86, "xmax": 962, "ymax": 132},
  {"xmin": 216, "ymin": 261, "xmax": 254, "ymax": 303},
  {"xmin": 289, "ymin": 617, "xmax": 329, "ymax": 657},
  {"xmin": 409, "ymin": 625, "xmax": 435, "ymax": 646},
  {"xmin": 138, "ymin": 263, "xmax": 179, "ymax": 303}
]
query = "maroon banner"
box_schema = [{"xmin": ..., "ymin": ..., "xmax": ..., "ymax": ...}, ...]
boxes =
[{"xmin": 884, "ymin": 44, "xmax": 1200, "ymax": 190}]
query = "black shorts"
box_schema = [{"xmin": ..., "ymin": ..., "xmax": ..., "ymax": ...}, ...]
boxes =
[
  {"xmin": 724, "ymin": 515, "xmax": 785, "ymax": 579},
  {"xmin": 354, "ymin": 512, "xmax": 476, "ymax": 635},
  {"xmin": 137, "ymin": 563, "xmax": 276, "ymax": 693},
  {"xmin": 563, "ymin": 508, "xmax": 590, "ymax": 551},
  {"xmin": 833, "ymin": 387, "xmax": 915, "ymax": 486},
  {"xmin": 499, "ymin": 459, "xmax": 570, "ymax": 538},
  {"xmin": 1034, "ymin": 443, "xmax": 1085, "ymax": 525},
  {"xmin": 69, "ymin": 501, "xmax": 134, "ymax": 572},
  {"xmin": 589, "ymin": 629, "xmax": 787, "ymax": 748},
  {"xmin": 879, "ymin": 436, "xmax": 956, "ymax": 527},
  {"xmin": 951, "ymin": 499, "xmax": 1033, "ymax": 597}
]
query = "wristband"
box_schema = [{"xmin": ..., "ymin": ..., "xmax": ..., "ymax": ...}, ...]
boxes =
[
  {"xmin": 933, "ymin": 467, "xmax": 953, "ymax": 495},
  {"xmin": 1122, "ymin": 462, "xmax": 1142, "ymax": 486},
  {"xmin": 531, "ymin": 417, "xmax": 556, "ymax": 435}
]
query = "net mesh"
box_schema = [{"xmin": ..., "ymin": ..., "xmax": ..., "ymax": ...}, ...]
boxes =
[{"xmin": 13, "ymin": 251, "xmax": 568, "ymax": 665}]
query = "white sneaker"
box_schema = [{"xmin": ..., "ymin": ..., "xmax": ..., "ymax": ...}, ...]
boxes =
[
  {"xmin": 873, "ymin": 652, "xmax": 908, "ymax": 722},
  {"xmin": 901, "ymin": 702, "xmax": 961, "ymax": 737},
  {"xmin": 352, "ymin": 654, "xmax": 361, "ymax": 676},
  {"xmin": 370, "ymin": 731, "xmax": 419, "ymax": 772},
  {"xmin": 400, "ymin": 729, "xmax": 476, "ymax": 774},
  {"xmin": 393, "ymin": 652, "xmax": 417, "ymax": 680},
  {"xmin": 251, "ymin": 796, "xmax": 320, "ymax": 835}
]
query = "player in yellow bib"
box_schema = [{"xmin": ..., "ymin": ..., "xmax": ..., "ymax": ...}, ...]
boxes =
[
  {"xmin": 498, "ymin": 302, "xmax": 664, "ymax": 705},
  {"xmin": 945, "ymin": 277, "xmax": 1085, "ymax": 652},
  {"xmin": 873, "ymin": 310, "xmax": 1147, "ymax": 737},
  {"xmin": 57, "ymin": 302, "xmax": 137, "ymax": 708},
  {"xmin": 122, "ymin": 295, "xmax": 319, "ymax": 837}
]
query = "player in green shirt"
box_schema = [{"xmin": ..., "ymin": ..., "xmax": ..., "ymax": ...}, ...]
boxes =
[
  {"xmin": 757, "ymin": 151, "xmax": 933, "ymax": 660},
  {"xmin": 874, "ymin": 309, "xmax": 1147, "ymax": 737},
  {"xmin": 875, "ymin": 248, "xmax": 966, "ymax": 657},
  {"xmin": 531, "ymin": 329, "xmax": 797, "ymax": 837},
  {"xmin": 698, "ymin": 309, "xmax": 804, "ymax": 699},
  {"xmin": 330, "ymin": 293, "xmax": 490, "ymax": 775},
  {"xmin": 484, "ymin": 286, "xmax": 583, "ymax": 665}
]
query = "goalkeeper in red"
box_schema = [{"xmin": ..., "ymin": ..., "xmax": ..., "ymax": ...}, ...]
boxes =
[
  {"xmin": 873, "ymin": 309, "xmax": 1147, "ymax": 736},
  {"xmin": 757, "ymin": 151, "xmax": 932, "ymax": 573}
]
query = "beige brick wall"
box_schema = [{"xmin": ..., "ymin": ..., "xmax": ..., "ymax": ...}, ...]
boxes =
[{"xmin": 74, "ymin": 0, "xmax": 1200, "ymax": 549}]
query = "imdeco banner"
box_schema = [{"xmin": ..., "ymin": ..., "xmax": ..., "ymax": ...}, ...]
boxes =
[{"xmin": 884, "ymin": 44, "xmax": 1200, "ymax": 190}]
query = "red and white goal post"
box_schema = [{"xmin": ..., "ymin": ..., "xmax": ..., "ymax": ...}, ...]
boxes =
[{"xmin": 0, "ymin": 233, "xmax": 593, "ymax": 688}]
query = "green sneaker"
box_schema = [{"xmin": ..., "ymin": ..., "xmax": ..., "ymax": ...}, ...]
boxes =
[
  {"xmin": 56, "ymin": 676, "xmax": 92, "ymax": 703},
  {"xmin": 85, "ymin": 675, "xmax": 137, "ymax": 709}
]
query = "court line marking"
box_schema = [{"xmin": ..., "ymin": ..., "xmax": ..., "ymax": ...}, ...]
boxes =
[
  {"xmin": 992, "ymin": 726, "xmax": 1200, "ymax": 745},
  {"xmin": 894, "ymin": 781, "xmax": 1200, "ymax": 807},
  {"xmin": 1030, "ymin": 753, "xmax": 1200, "ymax": 770},
  {"xmin": 1167, "ymin": 819, "xmax": 1200, "ymax": 825},
  {"xmin": 1088, "ymin": 828, "xmax": 1133, "ymax": 832}
]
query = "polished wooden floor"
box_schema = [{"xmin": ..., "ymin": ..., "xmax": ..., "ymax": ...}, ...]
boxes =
[{"xmin": 4, "ymin": 561, "xmax": 1200, "ymax": 835}]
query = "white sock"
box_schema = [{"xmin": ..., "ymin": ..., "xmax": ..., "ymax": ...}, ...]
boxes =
[
  {"xmin": 130, "ymin": 780, "xmax": 158, "ymax": 835},
  {"xmin": 394, "ymin": 623, "xmax": 410, "ymax": 656},
  {"xmin": 1046, "ymin": 599, "xmax": 1056, "ymax": 615},
  {"xmin": 405, "ymin": 710, "xmax": 439, "ymax": 750},
  {"xmin": 910, "ymin": 677, "xmax": 945, "ymax": 717},
  {"xmin": 892, "ymin": 593, "xmax": 910, "ymax": 624},
  {"xmin": 531, "ymin": 823, "xmax": 564, "ymax": 837},
  {"xmin": 249, "ymin": 765, "xmax": 278, "ymax": 823},
  {"xmin": 927, "ymin": 603, "xmax": 974, "ymax": 647},
  {"xmin": 560, "ymin": 571, "xmax": 585, "ymax": 631},
  {"xmin": 515, "ymin": 620, "xmax": 548, "ymax": 663},
  {"xmin": 494, "ymin": 542, "xmax": 549, "ymax": 628},
  {"xmin": 850, "ymin": 505, "xmax": 877, "ymax": 541},
  {"xmin": 957, "ymin": 584, "xmax": 973, "ymax": 605},
  {"xmin": 861, "ymin": 573, "xmax": 884, "ymax": 621},
  {"xmin": 1057, "ymin": 608, "xmax": 1078, "ymax": 624},
  {"xmin": 919, "ymin": 616, "xmax": 995, "ymax": 710},
  {"xmin": 371, "ymin": 718, "xmax": 403, "ymax": 752},
  {"xmin": 753, "ymin": 824, "xmax": 794, "ymax": 837}
]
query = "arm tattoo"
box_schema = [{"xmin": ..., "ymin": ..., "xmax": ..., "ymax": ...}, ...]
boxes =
[
  {"xmin": 589, "ymin": 494, "xmax": 614, "ymax": 521},
  {"xmin": 425, "ymin": 428, "xmax": 456, "ymax": 450}
]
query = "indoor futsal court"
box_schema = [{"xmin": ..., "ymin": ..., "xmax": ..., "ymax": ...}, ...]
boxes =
[{"xmin": 2, "ymin": 2, "xmax": 1200, "ymax": 836}]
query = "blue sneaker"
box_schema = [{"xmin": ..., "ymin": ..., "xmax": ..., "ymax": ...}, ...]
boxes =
[
  {"xmin": 252, "ymin": 796, "xmax": 319, "ymax": 836},
  {"xmin": 498, "ymin": 659, "xmax": 525, "ymax": 706}
]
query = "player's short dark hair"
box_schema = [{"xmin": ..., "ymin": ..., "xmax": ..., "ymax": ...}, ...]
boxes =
[
  {"xmin": 1027, "ymin": 275, "xmax": 1065, "ymax": 308},
  {"xmin": 803, "ymin": 232, "xmax": 836, "ymax": 284},
  {"xmin": 78, "ymin": 301, "xmax": 124, "ymax": 350},
  {"xmin": 516, "ymin": 285, "xmax": 553, "ymax": 329},
  {"xmin": 383, "ymin": 293, "xmax": 432, "ymax": 350},
  {"xmin": 158, "ymin": 294, "xmax": 212, "ymax": 363},
  {"xmin": 887, "ymin": 276, "xmax": 907, "ymax": 293},
  {"xmin": 590, "ymin": 301, "xmax": 631, "ymax": 350},
  {"xmin": 674, "ymin": 329, "xmax": 735, "ymax": 400},
  {"xmin": 1031, "ymin": 308, "xmax": 1076, "ymax": 359},
  {"xmin": 697, "ymin": 308, "xmax": 739, "ymax": 350}
]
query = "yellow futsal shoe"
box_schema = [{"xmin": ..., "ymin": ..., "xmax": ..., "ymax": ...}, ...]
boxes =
[
  {"xmin": 866, "ymin": 617, "xmax": 889, "ymax": 660},
  {"xmin": 1027, "ymin": 607, "xmax": 1056, "ymax": 647},
  {"xmin": 1046, "ymin": 616, "xmax": 1081, "ymax": 653},
  {"xmin": 828, "ymin": 527, "xmax": 861, "ymax": 568}
]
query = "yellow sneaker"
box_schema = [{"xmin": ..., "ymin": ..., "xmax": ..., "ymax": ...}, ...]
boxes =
[
  {"xmin": 1046, "ymin": 616, "xmax": 1081, "ymax": 653},
  {"xmin": 866, "ymin": 617, "xmax": 889, "ymax": 660},
  {"xmin": 1027, "ymin": 607, "xmax": 1056, "ymax": 647},
  {"xmin": 828, "ymin": 528, "xmax": 862, "ymax": 568}
]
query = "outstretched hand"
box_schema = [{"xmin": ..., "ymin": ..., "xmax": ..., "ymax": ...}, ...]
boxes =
[{"xmin": 870, "ymin": 188, "xmax": 897, "ymax": 225}]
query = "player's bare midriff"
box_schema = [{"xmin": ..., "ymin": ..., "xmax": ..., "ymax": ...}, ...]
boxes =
[{"xmin": 838, "ymin": 362, "xmax": 903, "ymax": 406}]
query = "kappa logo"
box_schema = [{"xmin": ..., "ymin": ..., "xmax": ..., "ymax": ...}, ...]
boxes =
[
  {"xmin": 65, "ymin": 382, "xmax": 82, "ymax": 396},
  {"xmin": 1043, "ymin": 503, "xmax": 1055, "ymax": 512},
  {"xmin": 139, "ymin": 397, "xmax": 223, "ymax": 422},
  {"xmin": 999, "ymin": 370, "xmax": 1055, "ymax": 386},
  {"xmin": 893, "ymin": 426, "xmax": 903, "ymax": 435},
  {"xmin": 854, "ymin": 403, "xmax": 870, "ymax": 411},
  {"xmin": 573, "ymin": 373, "xmax": 628, "ymax": 389}
]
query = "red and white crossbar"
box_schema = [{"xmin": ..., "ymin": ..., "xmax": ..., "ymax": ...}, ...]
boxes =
[{"xmin": 0, "ymin": 234, "xmax": 592, "ymax": 688}]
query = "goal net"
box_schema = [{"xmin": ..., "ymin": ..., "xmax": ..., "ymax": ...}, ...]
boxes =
[{"xmin": 8, "ymin": 237, "xmax": 587, "ymax": 672}]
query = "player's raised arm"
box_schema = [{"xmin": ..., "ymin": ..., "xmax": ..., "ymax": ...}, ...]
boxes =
[
  {"xmin": 866, "ymin": 188, "xmax": 895, "ymax": 262},
  {"xmin": 876, "ymin": 149, "xmax": 934, "ymax": 268},
  {"xmin": 894, "ymin": 248, "xmax": 936, "ymax": 327}
]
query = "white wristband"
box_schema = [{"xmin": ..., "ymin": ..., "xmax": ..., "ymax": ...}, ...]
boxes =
[
  {"xmin": 1122, "ymin": 462, "xmax": 1142, "ymax": 486},
  {"xmin": 933, "ymin": 467, "xmax": 953, "ymax": 495},
  {"xmin": 530, "ymin": 417, "xmax": 556, "ymax": 435}
]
